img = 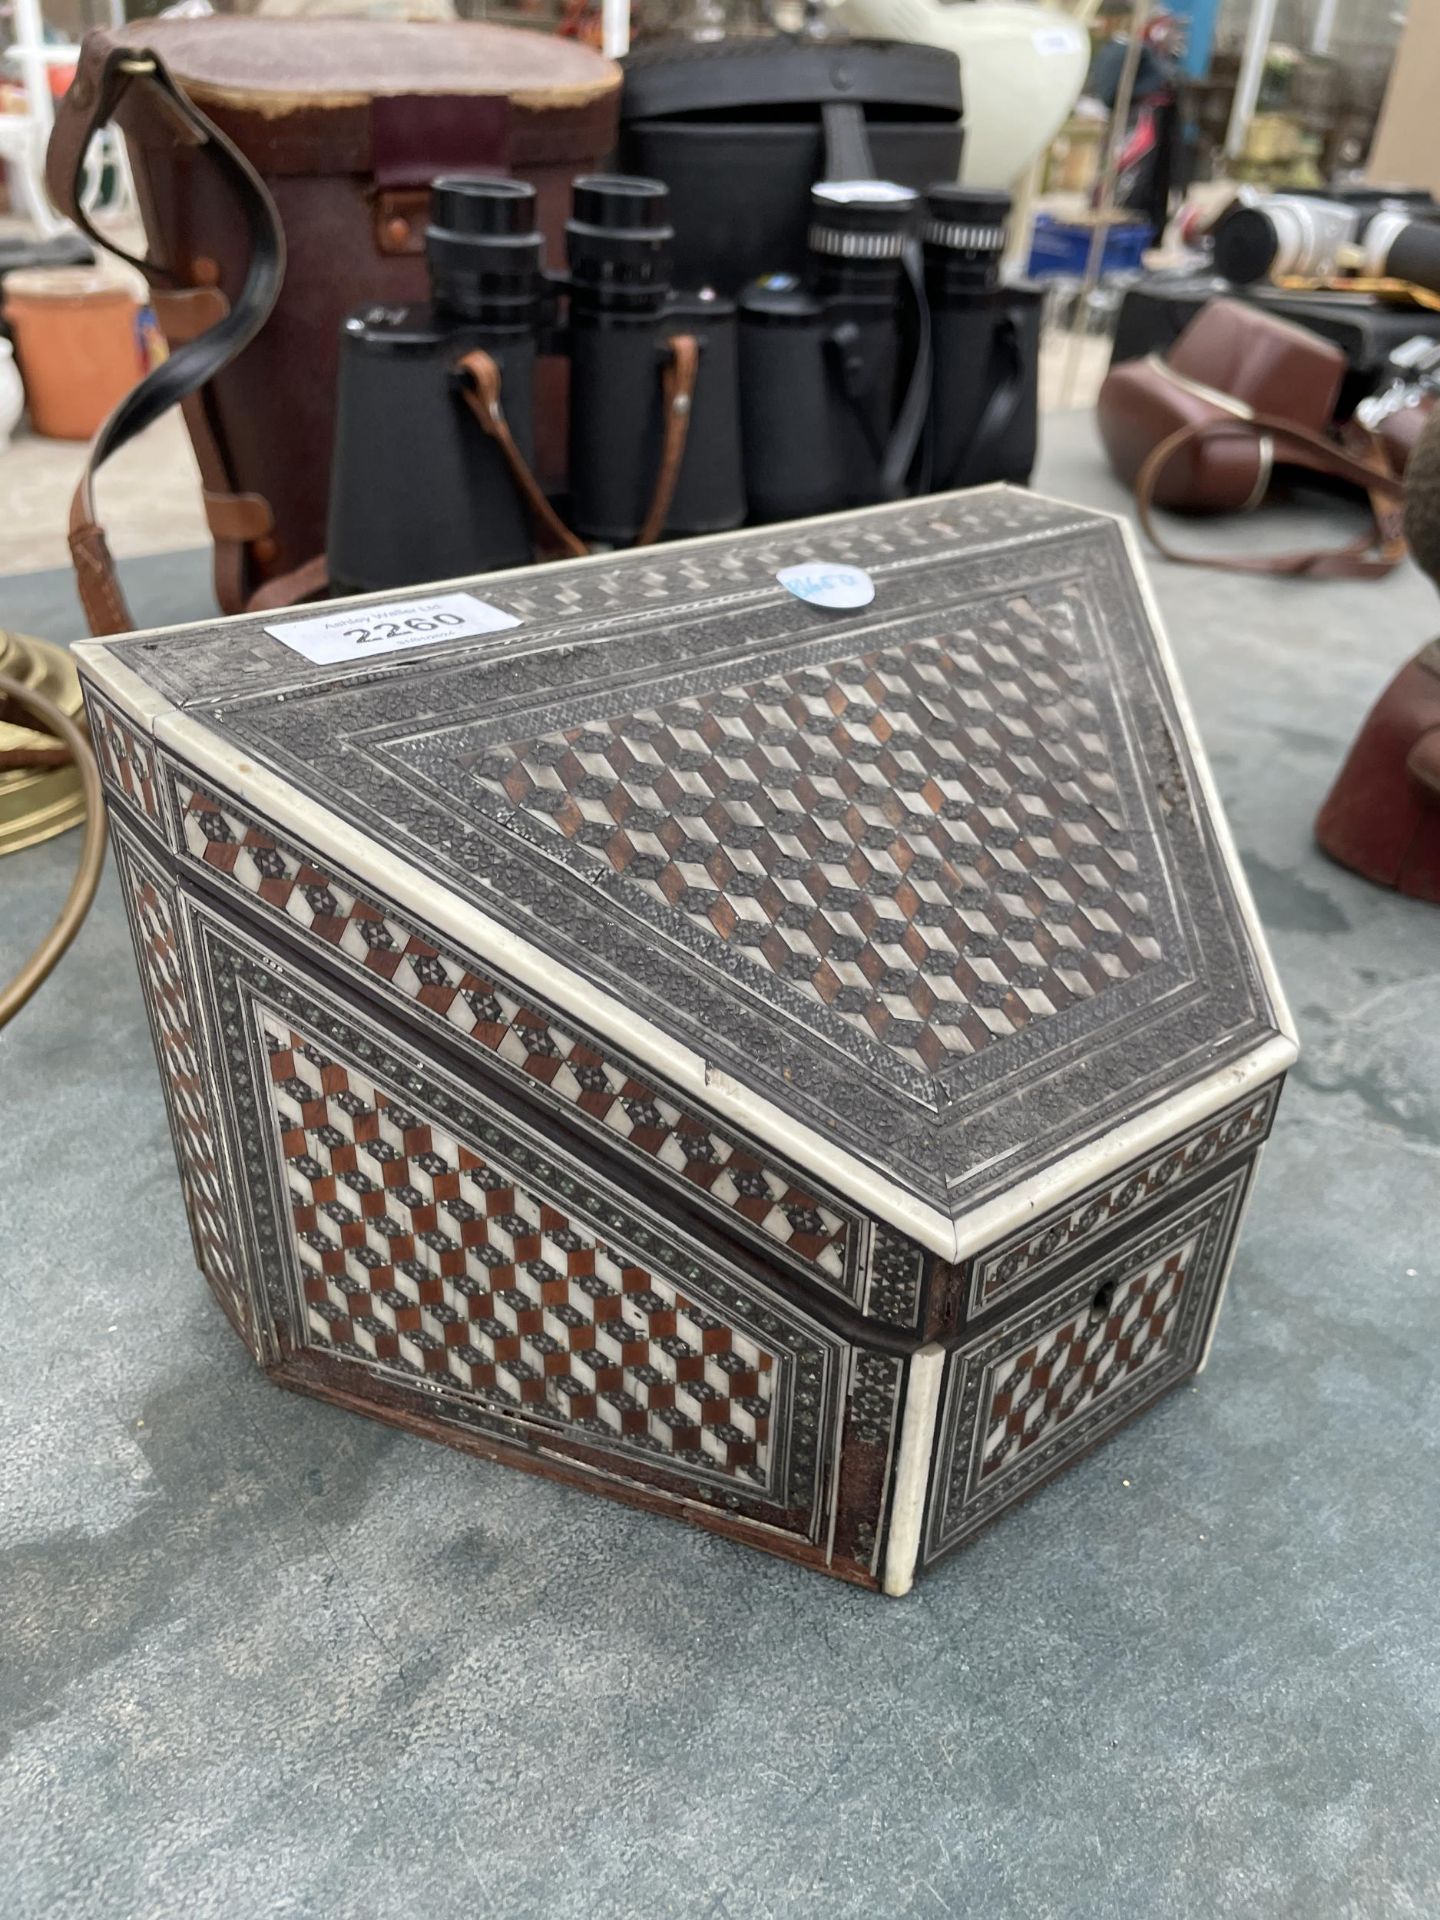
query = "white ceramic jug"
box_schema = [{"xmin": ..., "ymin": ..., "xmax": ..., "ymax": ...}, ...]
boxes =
[
  {"xmin": 0, "ymin": 338, "xmax": 24, "ymax": 453},
  {"xmin": 836, "ymin": 0, "xmax": 1091, "ymax": 188}
]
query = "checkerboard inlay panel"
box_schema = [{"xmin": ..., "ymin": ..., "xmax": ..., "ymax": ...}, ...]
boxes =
[
  {"xmin": 260, "ymin": 1012, "xmax": 782, "ymax": 1488},
  {"xmin": 472, "ymin": 605, "xmax": 1165, "ymax": 1073}
]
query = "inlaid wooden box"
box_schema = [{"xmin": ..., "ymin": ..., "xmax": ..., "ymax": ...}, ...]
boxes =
[{"xmin": 75, "ymin": 489, "xmax": 1296, "ymax": 1594}]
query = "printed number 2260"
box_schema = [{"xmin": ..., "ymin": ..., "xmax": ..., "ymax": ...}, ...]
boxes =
[{"xmin": 341, "ymin": 612, "xmax": 467, "ymax": 647}]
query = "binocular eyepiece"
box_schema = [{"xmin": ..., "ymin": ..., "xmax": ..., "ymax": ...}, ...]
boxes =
[
  {"xmin": 803, "ymin": 180, "xmax": 1011, "ymax": 277},
  {"xmin": 424, "ymin": 171, "xmax": 683, "ymax": 319},
  {"xmin": 426, "ymin": 176, "xmax": 544, "ymax": 322},
  {"xmin": 807, "ymin": 180, "xmax": 917, "ymax": 275},
  {"xmin": 923, "ymin": 185, "xmax": 1010, "ymax": 293},
  {"xmin": 566, "ymin": 175, "xmax": 676, "ymax": 308}
]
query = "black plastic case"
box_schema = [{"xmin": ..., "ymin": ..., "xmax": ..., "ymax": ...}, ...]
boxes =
[{"xmin": 618, "ymin": 38, "xmax": 963, "ymax": 294}]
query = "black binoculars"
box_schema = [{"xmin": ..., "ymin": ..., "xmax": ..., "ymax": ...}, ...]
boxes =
[
  {"xmin": 328, "ymin": 171, "xmax": 1040, "ymax": 595},
  {"xmin": 737, "ymin": 180, "xmax": 1040, "ymax": 523}
]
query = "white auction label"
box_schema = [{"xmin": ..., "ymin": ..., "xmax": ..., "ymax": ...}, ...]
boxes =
[
  {"xmin": 265, "ymin": 590, "xmax": 521, "ymax": 666},
  {"xmin": 775, "ymin": 561, "xmax": 876, "ymax": 610}
]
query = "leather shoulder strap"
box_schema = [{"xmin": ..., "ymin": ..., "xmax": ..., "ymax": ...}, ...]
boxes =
[
  {"xmin": 50, "ymin": 42, "xmax": 285, "ymax": 634},
  {"xmin": 1135, "ymin": 411, "xmax": 1408, "ymax": 580}
]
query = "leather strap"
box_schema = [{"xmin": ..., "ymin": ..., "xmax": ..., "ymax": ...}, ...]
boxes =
[
  {"xmin": 456, "ymin": 351, "xmax": 588, "ymax": 561},
  {"xmin": 883, "ymin": 243, "xmax": 933, "ymax": 500},
  {"xmin": 50, "ymin": 45, "xmax": 285, "ymax": 634},
  {"xmin": 634, "ymin": 334, "xmax": 699, "ymax": 548},
  {"xmin": 457, "ymin": 337, "xmax": 701, "ymax": 560},
  {"xmin": 150, "ymin": 284, "xmax": 276, "ymax": 616},
  {"xmin": 1135, "ymin": 412, "xmax": 1409, "ymax": 579},
  {"xmin": 246, "ymin": 553, "xmax": 331, "ymax": 615}
]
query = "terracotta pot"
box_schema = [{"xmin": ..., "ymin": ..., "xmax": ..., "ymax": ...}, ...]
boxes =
[{"xmin": 1, "ymin": 266, "xmax": 142, "ymax": 440}]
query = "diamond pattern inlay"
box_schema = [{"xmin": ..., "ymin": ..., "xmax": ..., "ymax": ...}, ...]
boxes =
[
  {"xmin": 261, "ymin": 1013, "xmax": 783, "ymax": 1487},
  {"xmin": 90, "ymin": 694, "xmax": 161, "ymax": 825},
  {"xmin": 475, "ymin": 602, "xmax": 1164, "ymax": 1072},
  {"xmin": 175, "ymin": 781, "xmax": 856, "ymax": 1292},
  {"xmin": 980, "ymin": 1247, "xmax": 1188, "ymax": 1480}
]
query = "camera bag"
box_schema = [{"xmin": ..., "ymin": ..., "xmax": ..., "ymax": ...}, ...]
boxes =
[
  {"xmin": 1097, "ymin": 297, "xmax": 1409, "ymax": 578},
  {"xmin": 46, "ymin": 18, "xmax": 621, "ymax": 634}
]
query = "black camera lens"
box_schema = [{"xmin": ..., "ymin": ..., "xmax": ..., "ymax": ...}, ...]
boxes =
[
  {"xmin": 566, "ymin": 174, "xmax": 674, "ymax": 311},
  {"xmin": 1363, "ymin": 205, "xmax": 1440, "ymax": 298},
  {"xmin": 1211, "ymin": 205, "xmax": 1281, "ymax": 283},
  {"xmin": 426, "ymin": 175, "xmax": 544, "ymax": 321},
  {"xmin": 923, "ymin": 185, "xmax": 1010, "ymax": 294}
]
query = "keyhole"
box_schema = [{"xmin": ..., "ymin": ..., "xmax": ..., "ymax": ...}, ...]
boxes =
[{"xmin": 1089, "ymin": 1280, "xmax": 1118, "ymax": 1323}]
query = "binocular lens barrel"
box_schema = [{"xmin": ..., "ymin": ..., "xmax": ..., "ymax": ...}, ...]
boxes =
[
  {"xmin": 426, "ymin": 175, "xmax": 544, "ymax": 321},
  {"xmin": 566, "ymin": 174, "xmax": 675, "ymax": 309},
  {"xmin": 923, "ymin": 185, "xmax": 1010, "ymax": 293},
  {"xmin": 807, "ymin": 180, "xmax": 916, "ymax": 288}
]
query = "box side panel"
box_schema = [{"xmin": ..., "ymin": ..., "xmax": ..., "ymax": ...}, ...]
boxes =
[
  {"xmin": 180, "ymin": 888, "xmax": 912, "ymax": 1584},
  {"xmin": 921, "ymin": 1152, "xmax": 1256, "ymax": 1570}
]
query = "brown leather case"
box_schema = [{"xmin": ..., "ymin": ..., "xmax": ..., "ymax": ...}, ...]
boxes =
[
  {"xmin": 47, "ymin": 19, "xmax": 620, "ymax": 610},
  {"xmin": 1316, "ymin": 640, "xmax": 1440, "ymax": 905},
  {"xmin": 1097, "ymin": 297, "xmax": 1347, "ymax": 511}
]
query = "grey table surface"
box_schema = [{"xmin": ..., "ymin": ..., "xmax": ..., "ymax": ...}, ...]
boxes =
[{"xmin": 3, "ymin": 414, "xmax": 1438, "ymax": 1920}]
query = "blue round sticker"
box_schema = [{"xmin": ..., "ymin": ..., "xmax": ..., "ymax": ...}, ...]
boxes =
[{"xmin": 776, "ymin": 561, "xmax": 876, "ymax": 610}]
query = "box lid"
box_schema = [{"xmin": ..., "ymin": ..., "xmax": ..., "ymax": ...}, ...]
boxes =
[
  {"xmin": 620, "ymin": 38, "xmax": 961, "ymax": 125},
  {"xmin": 77, "ymin": 488, "xmax": 1296, "ymax": 1262},
  {"xmin": 110, "ymin": 18, "xmax": 621, "ymax": 116}
]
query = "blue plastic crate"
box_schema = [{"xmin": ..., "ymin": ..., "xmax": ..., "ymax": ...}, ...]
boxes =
[{"xmin": 1027, "ymin": 215, "xmax": 1153, "ymax": 279}]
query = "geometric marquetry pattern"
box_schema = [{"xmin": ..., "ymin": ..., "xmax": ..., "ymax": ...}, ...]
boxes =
[
  {"xmin": 90, "ymin": 694, "xmax": 161, "ymax": 826},
  {"xmin": 176, "ymin": 782, "xmax": 855, "ymax": 1293},
  {"xmin": 473, "ymin": 605, "xmax": 1165, "ymax": 1073},
  {"xmin": 261, "ymin": 1012, "xmax": 780, "ymax": 1487},
  {"xmin": 925, "ymin": 1167, "xmax": 1249, "ymax": 1566},
  {"xmin": 125, "ymin": 858, "xmax": 248, "ymax": 1334},
  {"xmin": 974, "ymin": 1083, "xmax": 1277, "ymax": 1312},
  {"xmin": 484, "ymin": 492, "xmax": 1055, "ymax": 631},
  {"xmin": 978, "ymin": 1239, "xmax": 1191, "ymax": 1483}
]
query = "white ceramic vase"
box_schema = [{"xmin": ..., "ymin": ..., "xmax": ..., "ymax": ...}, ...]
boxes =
[{"xmin": 0, "ymin": 339, "xmax": 24, "ymax": 454}]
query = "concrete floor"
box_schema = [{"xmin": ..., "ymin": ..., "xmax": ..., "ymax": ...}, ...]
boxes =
[{"xmin": 3, "ymin": 414, "xmax": 1439, "ymax": 1919}]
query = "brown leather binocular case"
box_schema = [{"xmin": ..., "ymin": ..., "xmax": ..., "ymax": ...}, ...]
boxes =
[{"xmin": 44, "ymin": 19, "xmax": 621, "ymax": 635}]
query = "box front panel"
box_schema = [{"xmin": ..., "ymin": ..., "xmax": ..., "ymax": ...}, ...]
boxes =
[
  {"xmin": 923, "ymin": 1158, "xmax": 1255, "ymax": 1566},
  {"xmin": 181, "ymin": 893, "xmax": 897, "ymax": 1565}
]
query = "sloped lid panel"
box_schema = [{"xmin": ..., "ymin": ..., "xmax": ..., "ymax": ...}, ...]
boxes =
[{"xmin": 109, "ymin": 492, "xmax": 1283, "ymax": 1228}]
